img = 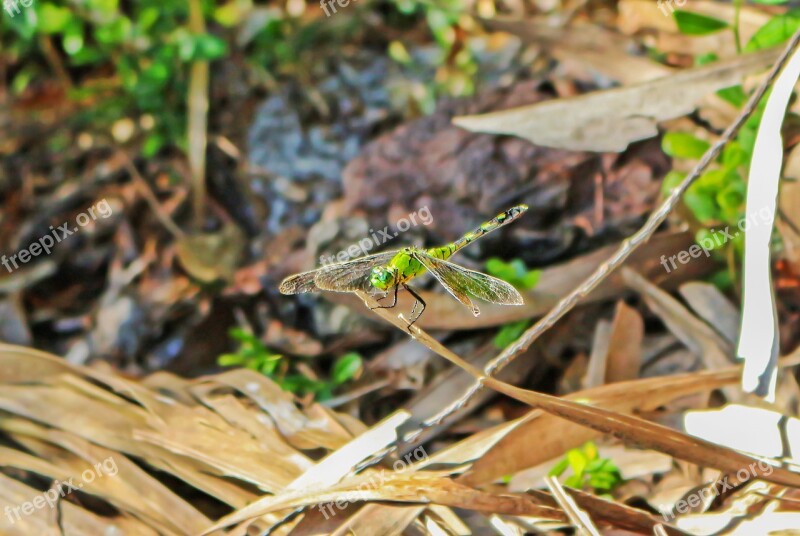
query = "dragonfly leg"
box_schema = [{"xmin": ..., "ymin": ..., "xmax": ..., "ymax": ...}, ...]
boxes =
[
  {"xmin": 403, "ymin": 284, "xmax": 426, "ymax": 329},
  {"xmin": 369, "ymin": 284, "xmax": 398, "ymax": 310}
]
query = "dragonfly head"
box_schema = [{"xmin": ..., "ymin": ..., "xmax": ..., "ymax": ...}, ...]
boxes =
[{"xmin": 370, "ymin": 266, "xmax": 397, "ymax": 291}]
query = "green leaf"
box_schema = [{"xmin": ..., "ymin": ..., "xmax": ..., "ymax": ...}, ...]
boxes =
[
  {"xmin": 548, "ymin": 457, "xmax": 570, "ymax": 477},
  {"xmin": 695, "ymin": 52, "xmax": 718, "ymax": 66},
  {"xmin": 745, "ymin": 10, "xmax": 800, "ymax": 52},
  {"xmin": 192, "ymin": 34, "xmax": 228, "ymax": 61},
  {"xmin": 332, "ymin": 352, "xmax": 363, "ymax": 384},
  {"xmin": 661, "ymin": 170, "xmax": 686, "ymax": 196},
  {"xmin": 717, "ymin": 85, "xmax": 748, "ymax": 107},
  {"xmin": 485, "ymin": 258, "xmax": 541, "ymax": 290},
  {"xmin": 717, "ymin": 181, "xmax": 745, "ymax": 221},
  {"xmin": 493, "ymin": 320, "xmax": 531, "ymax": 349},
  {"xmin": 69, "ymin": 47, "xmax": 106, "ymax": 66},
  {"xmin": 710, "ymin": 268, "xmax": 733, "ymax": 290},
  {"xmin": 388, "ymin": 40, "xmax": 413, "ymax": 64},
  {"xmin": 737, "ymin": 125, "xmax": 758, "ymax": 156},
  {"xmin": 521, "ymin": 270, "xmax": 541, "ymax": 289},
  {"xmin": 142, "ymin": 133, "xmax": 166, "ymax": 157},
  {"xmin": 137, "ymin": 7, "xmax": 161, "ymax": 31},
  {"xmin": 722, "ymin": 142, "xmax": 749, "ymax": 169},
  {"xmin": 581, "ymin": 441, "xmax": 598, "ymax": 462},
  {"xmin": 37, "ymin": 4, "xmax": 75, "ymax": 34},
  {"xmin": 62, "ymin": 20, "xmax": 85, "ymax": 56},
  {"xmin": 218, "ymin": 353, "xmax": 243, "ymax": 366},
  {"xmin": 674, "ymin": 10, "xmax": 729, "ymax": 35},
  {"xmin": 176, "ymin": 32, "xmax": 228, "ymax": 62},
  {"xmin": 566, "ymin": 448, "xmax": 588, "ymax": 478},
  {"xmin": 685, "ymin": 185, "xmax": 719, "ymax": 223},
  {"xmin": 259, "ymin": 357, "xmax": 281, "ymax": 376},
  {"xmin": 141, "ymin": 60, "xmax": 171, "ymax": 87},
  {"xmin": 86, "ymin": 0, "xmax": 119, "ymax": 15},
  {"xmin": 589, "ymin": 472, "xmax": 620, "ymax": 491},
  {"xmin": 695, "ymin": 168, "xmax": 731, "ymax": 193},
  {"xmin": 662, "ymin": 132, "xmax": 710, "ymax": 159},
  {"xmin": 94, "ymin": 16, "xmax": 131, "ymax": 45},
  {"xmin": 214, "ymin": 2, "xmax": 244, "ymax": 27},
  {"xmin": 280, "ymin": 375, "xmax": 328, "ymax": 396}
]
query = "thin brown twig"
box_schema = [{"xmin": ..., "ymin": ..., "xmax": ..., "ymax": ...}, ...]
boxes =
[
  {"xmin": 118, "ymin": 152, "xmax": 185, "ymax": 240},
  {"xmin": 187, "ymin": 0, "xmax": 209, "ymax": 231}
]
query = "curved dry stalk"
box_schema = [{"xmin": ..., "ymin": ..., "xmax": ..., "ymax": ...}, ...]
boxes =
[
  {"xmin": 428, "ymin": 27, "xmax": 800, "ymax": 434},
  {"xmin": 350, "ymin": 292, "xmax": 800, "ymax": 490}
]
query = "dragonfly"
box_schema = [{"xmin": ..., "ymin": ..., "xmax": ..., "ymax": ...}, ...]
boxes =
[{"xmin": 279, "ymin": 205, "xmax": 528, "ymax": 326}]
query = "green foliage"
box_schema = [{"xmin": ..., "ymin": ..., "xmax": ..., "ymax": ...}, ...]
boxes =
[
  {"xmin": 218, "ymin": 328, "xmax": 362, "ymax": 400},
  {"xmin": 485, "ymin": 258, "xmax": 541, "ymax": 291},
  {"xmin": 548, "ymin": 442, "xmax": 623, "ymax": 494},
  {"xmin": 1, "ymin": 0, "xmax": 230, "ymax": 156},
  {"xmin": 388, "ymin": 0, "xmax": 478, "ymax": 110},
  {"xmin": 665, "ymin": 7, "xmax": 795, "ymax": 288},
  {"xmin": 661, "ymin": 132, "xmax": 710, "ymax": 160},
  {"xmin": 331, "ymin": 352, "xmax": 364, "ymax": 385},
  {"xmin": 493, "ymin": 319, "xmax": 531, "ymax": 349},
  {"xmin": 744, "ymin": 9, "xmax": 800, "ymax": 52},
  {"xmin": 487, "ymin": 258, "xmax": 538, "ymax": 349},
  {"xmin": 218, "ymin": 328, "xmax": 284, "ymax": 375},
  {"xmin": 673, "ymin": 11, "xmax": 729, "ymax": 35}
]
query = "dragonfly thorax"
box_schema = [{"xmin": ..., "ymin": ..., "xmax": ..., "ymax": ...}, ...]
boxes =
[{"xmin": 370, "ymin": 266, "xmax": 397, "ymax": 290}]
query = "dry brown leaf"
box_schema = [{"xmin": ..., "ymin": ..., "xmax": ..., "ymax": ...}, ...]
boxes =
[
  {"xmin": 622, "ymin": 268, "xmax": 734, "ymax": 372},
  {"xmin": 483, "ymin": 18, "xmax": 673, "ymax": 84},
  {"xmin": 604, "ymin": 301, "xmax": 644, "ymax": 383},
  {"xmin": 204, "ymin": 471, "xmax": 568, "ymax": 533},
  {"xmin": 453, "ymin": 48, "xmax": 780, "ymax": 152}
]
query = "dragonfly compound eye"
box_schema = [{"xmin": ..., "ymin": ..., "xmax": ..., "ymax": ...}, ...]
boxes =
[{"xmin": 370, "ymin": 267, "xmax": 394, "ymax": 290}]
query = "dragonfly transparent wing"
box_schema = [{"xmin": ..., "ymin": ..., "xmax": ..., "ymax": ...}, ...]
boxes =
[
  {"xmin": 279, "ymin": 251, "xmax": 397, "ymax": 294},
  {"xmin": 412, "ymin": 251, "xmax": 524, "ymax": 316}
]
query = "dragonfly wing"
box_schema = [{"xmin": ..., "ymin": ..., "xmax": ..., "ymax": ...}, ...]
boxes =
[
  {"xmin": 279, "ymin": 269, "xmax": 322, "ymax": 294},
  {"xmin": 280, "ymin": 251, "xmax": 397, "ymax": 295},
  {"xmin": 411, "ymin": 252, "xmax": 479, "ymax": 315},
  {"xmin": 413, "ymin": 252, "xmax": 524, "ymax": 314}
]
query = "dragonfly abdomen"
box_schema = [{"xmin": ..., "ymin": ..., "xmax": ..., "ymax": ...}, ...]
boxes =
[{"xmin": 448, "ymin": 204, "xmax": 529, "ymax": 255}]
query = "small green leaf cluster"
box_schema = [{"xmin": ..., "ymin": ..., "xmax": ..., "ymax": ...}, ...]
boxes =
[
  {"xmin": 485, "ymin": 258, "xmax": 541, "ymax": 291},
  {"xmin": 493, "ymin": 319, "xmax": 531, "ymax": 349},
  {"xmin": 218, "ymin": 328, "xmax": 362, "ymax": 400},
  {"xmin": 548, "ymin": 442, "xmax": 623, "ymax": 494}
]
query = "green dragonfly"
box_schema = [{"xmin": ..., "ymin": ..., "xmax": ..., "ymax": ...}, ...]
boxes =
[{"xmin": 280, "ymin": 205, "xmax": 528, "ymax": 326}]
